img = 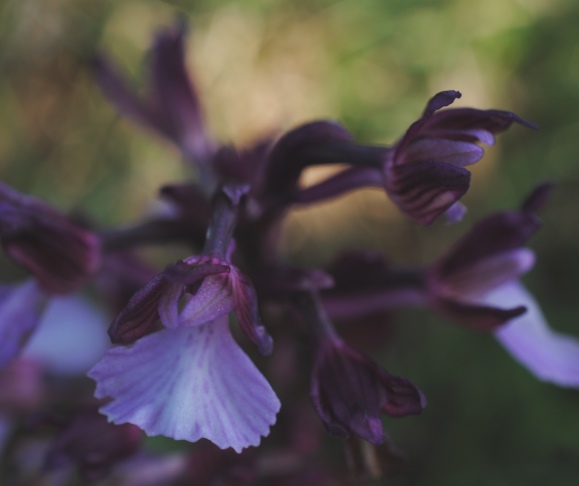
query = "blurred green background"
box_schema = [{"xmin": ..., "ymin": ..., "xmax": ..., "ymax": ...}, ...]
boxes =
[{"xmin": 2, "ymin": 0, "xmax": 579, "ymax": 484}]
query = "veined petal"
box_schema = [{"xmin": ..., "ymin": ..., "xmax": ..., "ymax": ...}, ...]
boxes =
[
  {"xmin": 386, "ymin": 160, "xmax": 470, "ymax": 225},
  {"xmin": 179, "ymin": 275, "xmax": 235, "ymax": 327},
  {"xmin": 487, "ymin": 282, "xmax": 579, "ymax": 387},
  {"xmin": 405, "ymin": 139, "xmax": 484, "ymax": 167},
  {"xmin": 88, "ymin": 318, "xmax": 280, "ymax": 452},
  {"xmin": 0, "ymin": 280, "xmax": 47, "ymax": 367},
  {"xmin": 439, "ymin": 248, "xmax": 535, "ymax": 299},
  {"xmin": 108, "ymin": 273, "xmax": 170, "ymax": 345}
]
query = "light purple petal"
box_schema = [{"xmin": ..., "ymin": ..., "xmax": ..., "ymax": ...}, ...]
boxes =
[
  {"xmin": 485, "ymin": 282, "xmax": 579, "ymax": 387},
  {"xmin": 178, "ymin": 275, "xmax": 236, "ymax": 327},
  {"xmin": 0, "ymin": 280, "xmax": 47, "ymax": 367},
  {"xmin": 23, "ymin": 294, "xmax": 109, "ymax": 376},
  {"xmin": 405, "ymin": 139, "xmax": 484, "ymax": 167},
  {"xmin": 444, "ymin": 201, "xmax": 467, "ymax": 224},
  {"xmin": 88, "ymin": 317, "xmax": 280, "ymax": 452}
]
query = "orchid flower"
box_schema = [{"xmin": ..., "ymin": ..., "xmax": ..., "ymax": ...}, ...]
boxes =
[
  {"xmin": 88, "ymin": 185, "xmax": 280, "ymax": 452},
  {"xmin": 0, "ymin": 182, "xmax": 100, "ymax": 367}
]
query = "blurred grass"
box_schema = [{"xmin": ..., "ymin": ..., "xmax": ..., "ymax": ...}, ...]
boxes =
[{"xmin": 2, "ymin": 0, "xmax": 579, "ymax": 483}]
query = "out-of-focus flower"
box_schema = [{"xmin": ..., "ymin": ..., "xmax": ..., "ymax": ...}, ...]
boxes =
[
  {"xmin": 22, "ymin": 294, "xmax": 109, "ymax": 376},
  {"xmin": 0, "ymin": 182, "xmax": 101, "ymax": 367},
  {"xmin": 311, "ymin": 335, "xmax": 425, "ymax": 445},
  {"xmin": 383, "ymin": 90, "xmax": 538, "ymax": 224},
  {"xmin": 44, "ymin": 410, "xmax": 143, "ymax": 481},
  {"xmin": 93, "ymin": 18, "xmax": 215, "ymax": 170},
  {"xmin": 0, "ymin": 182, "xmax": 100, "ymax": 294},
  {"xmin": 89, "ymin": 186, "xmax": 280, "ymax": 452},
  {"xmin": 429, "ymin": 184, "xmax": 579, "ymax": 386},
  {"xmin": 294, "ymin": 91, "xmax": 535, "ymax": 225},
  {"xmin": 296, "ymin": 290, "xmax": 424, "ymax": 445}
]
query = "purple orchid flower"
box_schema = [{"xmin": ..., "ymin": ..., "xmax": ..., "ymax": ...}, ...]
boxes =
[
  {"xmin": 88, "ymin": 186, "xmax": 280, "ymax": 452},
  {"xmin": 311, "ymin": 336, "xmax": 426, "ymax": 445},
  {"xmin": 385, "ymin": 91, "xmax": 537, "ymax": 224},
  {"xmin": 0, "ymin": 182, "xmax": 100, "ymax": 367},
  {"xmin": 297, "ymin": 291, "xmax": 425, "ymax": 445},
  {"xmin": 93, "ymin": 18, "xmax": 215, "ymax": 169},
  {"xmin": 322, "ymin": 184, "xmax": 579, "ymax": 387},
  {"xmin": 428, "ymin": 183, "xmax": 579, "ymax": 386},
  {"xmin": 295, "ymin": 91, "xmax": 536, "ymax": 225}
]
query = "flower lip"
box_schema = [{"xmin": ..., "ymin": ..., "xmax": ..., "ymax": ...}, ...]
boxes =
[{"xmin": 89, "ymin": 317, "xmax": 280, "ymax": 452}]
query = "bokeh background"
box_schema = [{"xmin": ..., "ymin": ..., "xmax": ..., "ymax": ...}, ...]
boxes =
[{"xmin": 2, "ymin": 0, "xmax": 579, "ymax": 484}]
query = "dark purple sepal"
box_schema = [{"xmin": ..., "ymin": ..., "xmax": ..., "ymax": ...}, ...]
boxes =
[
  {"xmin": 231, "ymin": 269, "xmax": 273, "ymax": 356},
  {"xmin": 422, "ymin": 90, "xmax": 462, "ymax": 117},
  {"xmin": 148, "ymin": 18, "xmax": 214, "ymax": 164},
  {"xmin": 435, "ymin": 297, "xmax": 527, "ymax": 331},
  {"xmin": 435, "ymin": 211, "xmax": 540, "ymax": 280},
  {"xmin": 0, "ymin": 182, "xmax": 100, "ymax": 294},
  {"xmin": 108, "ymin": 273, "xmax": 170, "ymax": 345},
  {"xmin": 310, "ymin": 338, "xmax": 425, "ymax": 445},
  {"xmin": 93, "ymin": 19, "xmax": 214, "ymax": 166},
  {"xmin": 92, "ymin": 55, "xmax": 158, "ymax": 133},
  {"xmin": 385, "ymin": 160, "xmax": 470, "ymax": 225},
  {"xmin": 261, "ymin": 120, "xmax": 353, "ymax": 204},
  {"xmin": 422, "ymin": 107, "xmax": 539, "ymax": 134}
]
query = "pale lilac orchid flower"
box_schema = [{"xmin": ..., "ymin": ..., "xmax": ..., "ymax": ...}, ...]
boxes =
[{"xmin": 88, "ymin": 186, "xmax": 280, "ymax": 452}]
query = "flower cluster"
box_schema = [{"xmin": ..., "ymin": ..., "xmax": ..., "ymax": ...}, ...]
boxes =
[{"xmin": 0, "ymin": 17, "xmax": 577, "ymax": 484}]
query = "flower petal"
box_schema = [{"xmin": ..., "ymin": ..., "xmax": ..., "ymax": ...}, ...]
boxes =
[
  {"xmin": 88, "ymin": 317, "xmax": 280, "ymax": 452},
  {"xmin": 404, "ymin": 139, "xmax": 484, "ymax": 167},
  {"xmin": 487, "ymin": 282, "xmax": 579, "ymax": 387},
  {"xmin": 23, "ymin": 294, "xmax": 110, "ymax": 376},
  {"xmin": 435, "ymin": 211, "xmax": 540, "ymax": 279},
  {"xmin": 230, "ymin": 270, "xmax": 273, "ymax": 356},
  {"xmin": 148, "ymin": 19, "xmax": 214, "ymax": 164},
  {"xmin": 435, "ymin": 296, "xmax": 526, "ymax": 331},
  {"xmin": 0, "ymin": 280, "xmax": 47, "ymax": 367},
  {"xmin": 92, "ymin": 55, "xmax": 159, "ymax": 133},
  {"xmin": 386, "ymin": 160, "xmax": 470, "ymax": 225},
  {"xmin": 108, "ymin": 273, "xmax": 171, "ymax": 345},
  {"xmin": 178, "ymin": 275, "xmax": 236, "ymax": 327}
]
